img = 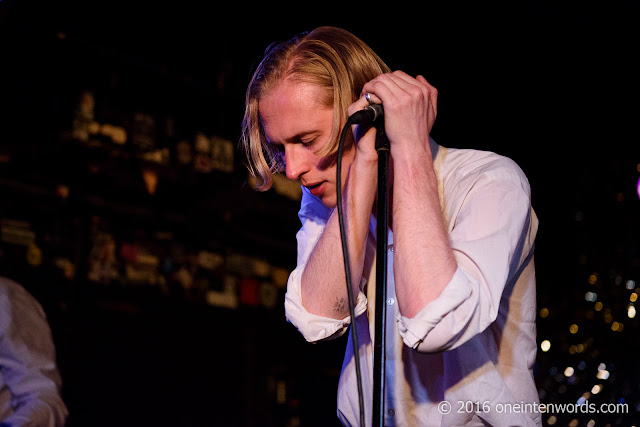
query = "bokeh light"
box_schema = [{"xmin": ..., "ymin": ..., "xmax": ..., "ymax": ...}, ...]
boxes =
[{"xmin": 541, "ymin": 340, "xmax": 551, "ymax": 352}]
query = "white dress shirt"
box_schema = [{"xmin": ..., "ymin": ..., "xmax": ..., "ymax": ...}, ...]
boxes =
[
  {"xmin": 0, "ymin": 278, "xmax": 68, "ymax": 426},
  {"xmin": 285, "ymin": 139, "xmax": 541, "ymax": 426}
]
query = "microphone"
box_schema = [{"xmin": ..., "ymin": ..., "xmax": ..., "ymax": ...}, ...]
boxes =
[{"xmin": 348, "ymin": 104, "xmax": 384, "ymax": 124}]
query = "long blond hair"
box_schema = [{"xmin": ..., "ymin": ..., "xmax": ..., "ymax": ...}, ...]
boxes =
[{"xmin": 240, "ymin": 26, "xmax": 390, "ymax": 191}]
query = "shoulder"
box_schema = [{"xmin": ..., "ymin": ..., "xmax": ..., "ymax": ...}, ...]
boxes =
[{"xmin": 441, "ymin": 147, "xmax": 531, "ymax": 196}]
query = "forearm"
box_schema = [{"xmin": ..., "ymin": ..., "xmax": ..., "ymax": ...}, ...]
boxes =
[
  {"xmin": 392, "ymin": 147, "xmax": 457, "ymax": 319},
  {"xmin": 301, "ymin": 156, "xmax": 377, "ymax": 319}
]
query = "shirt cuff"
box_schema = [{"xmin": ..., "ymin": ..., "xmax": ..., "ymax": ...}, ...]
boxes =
[
  {"xmin": 284, "ymin": 266, "xmax": 368, "ymax": 342},
  {"xmin": 396, "ymin": 267, "xmax": 477, "ymax": 351}
]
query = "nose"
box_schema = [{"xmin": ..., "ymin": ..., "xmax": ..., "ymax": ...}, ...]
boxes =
[{"xmin": 284, "ymin": 144, "xmax": 310, "ymax": 181}]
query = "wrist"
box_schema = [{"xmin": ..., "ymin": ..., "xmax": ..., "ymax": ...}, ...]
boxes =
[
  {"xmin": 345, "ymin": 150, "xmax": 378, "ymax": 209},
  {"xmin": 354, "ymin": 148, "xmax": 380, "ymax": 169},
  {"xmin": 392, "ymin": 143, "xmax": 433, "ymax": 170}
]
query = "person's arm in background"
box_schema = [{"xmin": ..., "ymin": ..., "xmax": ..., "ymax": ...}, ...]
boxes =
[{"xmin": 0, "ymin": 278, "xmax": 68, "ymax": 427}]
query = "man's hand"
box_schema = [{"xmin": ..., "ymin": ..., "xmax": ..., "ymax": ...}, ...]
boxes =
[{"xmin": 360, "ymin": 71, "xmax": 438, "ymax": 162}]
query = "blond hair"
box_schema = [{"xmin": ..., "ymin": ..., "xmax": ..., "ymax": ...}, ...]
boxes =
[{"xmin": 240, "ymin": 26, "xmax": 390, "ymax": 191}]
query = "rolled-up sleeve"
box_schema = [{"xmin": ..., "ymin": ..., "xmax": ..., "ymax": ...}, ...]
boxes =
[
  {"xmin": 285, "ymin": 263, "xmax": 368, "ymax": 343},
  {"xmin": 397, "ymin": 159, "xmax": 538, "ymax": 353},
  {"xmin": 284, "ymin": 188, "xmax": 368, "ymax": 343}
]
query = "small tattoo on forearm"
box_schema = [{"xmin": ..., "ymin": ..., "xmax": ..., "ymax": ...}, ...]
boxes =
[{"xmin": 334, "ymin": 297, "xmax": 347, "ymax": 313}]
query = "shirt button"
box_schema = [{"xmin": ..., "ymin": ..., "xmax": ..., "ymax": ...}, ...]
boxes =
[
  {"xmin": 388, "ymin": 245, "xmax": 394, "ymax": 252},
  {"xmin": 387, "ymin": 408, "xmax": 395, "ymax": 416},
  {"xmin": 386, "ymin": 298, "xmax": 395, "ymax": 306}
]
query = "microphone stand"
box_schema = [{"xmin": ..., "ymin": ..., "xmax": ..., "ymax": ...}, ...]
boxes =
[{"xmin": 372, "ymin": 120, "xmax": 390, "ymax": 427}]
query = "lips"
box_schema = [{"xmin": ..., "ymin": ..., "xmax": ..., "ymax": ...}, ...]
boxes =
[{"xmin": 305, "ymin": 181, "xmax": 326, "ymax": 197}]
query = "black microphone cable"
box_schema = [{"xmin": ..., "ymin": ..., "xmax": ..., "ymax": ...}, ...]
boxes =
[{"xmin": 335, "ymin": 103, "xmax": 383, "ymax": 427}]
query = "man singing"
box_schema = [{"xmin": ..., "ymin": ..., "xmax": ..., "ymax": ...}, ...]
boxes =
[{"xmin": 241, "ymin": 26, "xmax": 540, "ymax": 426}]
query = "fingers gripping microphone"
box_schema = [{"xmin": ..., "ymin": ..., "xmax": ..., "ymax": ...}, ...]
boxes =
[
  {"xmin": 348, "ymin": 104, "xmax": 384, "ymax": 124},
  {"xmin": 347, "ymin": 104, "xmax": 388, "ymax": 151}
]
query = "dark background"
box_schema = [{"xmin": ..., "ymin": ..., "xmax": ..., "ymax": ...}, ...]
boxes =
[{"xmin": 0, "ymin": 0, "xmax": 638, "ymax": 425}]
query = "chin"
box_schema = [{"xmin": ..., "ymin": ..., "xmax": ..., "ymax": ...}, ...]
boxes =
[{"xmin": 320, "ymin": 195, "xmax": 337, "ymax": 210}]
